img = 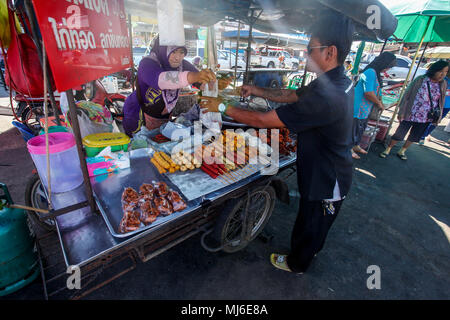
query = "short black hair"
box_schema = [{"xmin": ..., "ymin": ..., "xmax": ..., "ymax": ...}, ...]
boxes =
[
  {"xmin": 309, "ymin": 11, "xmax": 355, "ymax": 65},
  {"xmin": 426, "ymin": 60, "xmax": 449, "ymax": 78}
]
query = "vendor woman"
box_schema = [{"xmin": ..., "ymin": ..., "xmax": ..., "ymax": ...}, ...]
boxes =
[{"xmin": 123, "ymin": 36, "xmax": 216, "ymax": 136}]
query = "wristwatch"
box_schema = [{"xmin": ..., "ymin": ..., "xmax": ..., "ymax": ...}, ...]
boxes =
[{"xmin": 218, "ymin": 103, "xmax": 228, "ymax": 116}]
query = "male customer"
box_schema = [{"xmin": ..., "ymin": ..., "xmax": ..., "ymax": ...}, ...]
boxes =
[{"xmin": 200, "ymin": 12, "xmax": 355, "ymax": 273}]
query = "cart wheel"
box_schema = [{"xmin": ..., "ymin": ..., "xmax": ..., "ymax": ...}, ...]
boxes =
[
  {"xmin": 25, "ymin": 173, "xmax": 56, "ymax": 232},
  {"xmin": 212, "ymin": 185, "xmax": 276, "ymax": 253}
]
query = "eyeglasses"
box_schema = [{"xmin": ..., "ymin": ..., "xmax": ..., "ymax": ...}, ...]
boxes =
[{"xmin": 306, "ymin": 45, "xmax": 328, "ymax": 55}]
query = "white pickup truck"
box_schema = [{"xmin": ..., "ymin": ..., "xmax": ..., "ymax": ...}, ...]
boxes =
[{"xmin": 251, "ymin": 48, "xmax": 299, "ymax": 69}]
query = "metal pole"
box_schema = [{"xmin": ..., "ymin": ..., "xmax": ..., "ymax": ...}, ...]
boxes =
[
  {"xmin": 244, "ymin": 9, "xmax": 263, "ymax": 85},
  {"xmin": 234, "ymin": 21, "xmax": 241, "ymax": 88},
  {"xmin": 386, "ymin": 16, "xmax": 432, "ymax": 137},
  {"xmin": 66, "ymin": 90, "xmax": 97, "ymax": 212},
  {"xmin": 244, "ymin": 13, "xmax": 254, "ymax": 85},
  {"xmin": 411, "ymin": 42, "xmax": 428, "ymax": 80},
  {"xmin": 300, "ymin": 62, "xmax": 308, "ymax": 87},
  {"xmin": 23, "ymin": 0, "xmax": 61, "ymax": 126},
  {"xmin": 128, "ymin": 14, "xmax": 135, "ymax": 91},
  {"xmin": 229, "ymin": 39, "xmax": 232, "ymax": 69},
  {"xmin": 380, "ymin": 39, "xmax": 388, "ymax": 53}
]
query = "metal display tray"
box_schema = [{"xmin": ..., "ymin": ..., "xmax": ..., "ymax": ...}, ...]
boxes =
[{"xmin": 91, "ymin": 148, "xmax": 201, "ymax": 239}]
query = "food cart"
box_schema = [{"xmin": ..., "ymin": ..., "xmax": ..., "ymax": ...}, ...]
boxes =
[{"xmin": 6, "ymin": 0, "xmax": 396, "ymax": 299}]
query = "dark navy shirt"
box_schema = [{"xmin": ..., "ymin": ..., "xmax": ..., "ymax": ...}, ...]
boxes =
[{"xmin": 276, "ymin": 66, "xmax": 354, "ymax": 201}]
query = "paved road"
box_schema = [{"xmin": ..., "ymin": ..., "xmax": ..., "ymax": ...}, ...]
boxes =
[{"xmin": 1, "ymin": 99, "xmax": 449, "ymax": 300}]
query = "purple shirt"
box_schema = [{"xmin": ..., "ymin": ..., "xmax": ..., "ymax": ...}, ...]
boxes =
[
  {"xmin": 123, "ymin": 58, "xmax": 197, "ymax": 135},
  {"xmin": 409, "ymin": 78, "xmax": 440, "ymax": 123}
]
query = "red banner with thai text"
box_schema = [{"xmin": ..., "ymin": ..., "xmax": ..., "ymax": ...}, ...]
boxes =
[{"xmin": 31, "ymin": 0, "xmax": 132, "ymax": 92}]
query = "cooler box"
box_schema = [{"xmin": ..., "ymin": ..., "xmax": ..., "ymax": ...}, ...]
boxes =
[
  {"xmin": 39, "ymin": 115, "xmax": 68, "ymax": 129},
  {"xmin": 82, "ymin": 132, "xmax": 130, "ymax": 157},
  {"xmin": 368, "ymin": 115, "xmax": 390, "ymax": 141}
]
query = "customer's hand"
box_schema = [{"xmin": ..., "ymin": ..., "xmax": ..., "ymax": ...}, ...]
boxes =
[
  {"xmin": 241, "ymin": 84, "xmax": 259, "ymax": 98},
  {"xmin": 199, "ymin": 97, "xmax": 223, "ymax": 113},
  {"xmin": 377, "ymin": 102, "xmax": 385, "ymax": 112},
  {"xmin": 188, "ymin": 69, "xmax": 216, "ymax": 85},
  {"xmin": 397, "ymin": 114, "xmax": 404, "ymax": 122}
]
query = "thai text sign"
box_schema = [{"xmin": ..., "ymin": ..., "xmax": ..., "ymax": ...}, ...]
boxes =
[{"xmin": 32, "ymin": 0, "xmax": 131, "ymax": 92}]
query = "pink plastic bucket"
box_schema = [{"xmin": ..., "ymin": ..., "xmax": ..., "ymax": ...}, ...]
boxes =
[{"xmin": 27, "ymin": 132, "xmax": 84, "ymax": 193}]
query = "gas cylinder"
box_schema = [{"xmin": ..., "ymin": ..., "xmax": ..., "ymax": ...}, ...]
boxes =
[{"xmin": 0, "ymin": 183, "xmax": 39, "ymax": 296}]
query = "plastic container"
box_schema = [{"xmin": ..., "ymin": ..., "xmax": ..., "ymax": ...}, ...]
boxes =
[
  {"xmin": 12, "ymin": 121, "xmax": 35, "ymax": 142},
  {"xmin": 82, "ymin": 132, "xmax": 130, "ymax": 157},
  {"xmin": 27, "ymin": 132, "xmax": 84, "ymax": 193},
  {"xmin": 39, "ymin": 125, "xmax": 69, "ymax": 135}
]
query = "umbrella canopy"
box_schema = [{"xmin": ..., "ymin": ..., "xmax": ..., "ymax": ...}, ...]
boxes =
[
  {"xmin": 124, "ymin": 0, "xmax": 398, "ymax": 41},
  {"xmin": 424, "ymin": 46, "xmax": 450, "ymax": 58},
  {"xmin": 385, "ymin": 0, "xmax": 450, "ymax": 43}
]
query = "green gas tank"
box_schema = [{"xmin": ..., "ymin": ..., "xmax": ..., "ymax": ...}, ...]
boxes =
[{"xmin": 0, "ymin": 183, "xmax": 39, "ymax": 297}]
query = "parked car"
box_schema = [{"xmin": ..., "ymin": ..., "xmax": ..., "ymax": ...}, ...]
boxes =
[
  {"xmin": 386, "ymin": 55, "xmax": 427, "ymax": 80},
  {"xmin": 252, "ymin": 47, "xmax": 299, "ymax": 69},
  {"xmin": 217, "ymin": 49, "xmax": 246, "ymax": 69},
  {"xmin": 360, "ymin": 54, "xmax": 426, "ymax": 81}
]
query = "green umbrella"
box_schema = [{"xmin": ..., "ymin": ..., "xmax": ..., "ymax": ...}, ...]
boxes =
[
  {"xmin": 381, "ymin": 0, "xmax": 450, "ymax": 135},
  {"xmin": 388, "ymin": 0, "xmax": 450, "ymax": 43}
]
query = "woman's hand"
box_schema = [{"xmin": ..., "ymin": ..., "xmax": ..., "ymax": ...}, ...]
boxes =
[
  {"xmin": 397, "ymin": 114, "xmax": 404, "ymax": 122},
  {"xmin": 188, "ymin": 69, "xmax": 216, "ymax": 85},
  {"xmin": 377, "ymin": 102, "xmax": 385, "ymax": 112},
  {"xmin": 218, "ymin": 76, "xmax": 233, "ymax": 90},
  {"xmin": 199, "ymin": 97, "xmax": 223, "ymax": 113}
]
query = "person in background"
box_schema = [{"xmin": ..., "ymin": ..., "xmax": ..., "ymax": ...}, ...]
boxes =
[
  {"xmin": 380, "ymin": 60, "xmax": 449, "ymax": 160},
  {"xmin": 122, "ymin": 36, "xmax": 216, "ymax": 136},
  {"xmin": 344, "ymin": 58, "xmax": 353, "ymax": 76},
  {"xmin": 419, "ymin": 67, "xmax": 450, "ymax": 144},
  {"xmin": 351, "ymin": 52, "xmax": 396, "ymax": 159},
  {"xmin": 200, "ymin": 12, "xmax": 355, "ymax": 274}
]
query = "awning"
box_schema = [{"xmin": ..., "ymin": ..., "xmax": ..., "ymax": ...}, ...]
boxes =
[{"xmin": 124, "ymin": 0, "xmax": 398, "ymax": 41}]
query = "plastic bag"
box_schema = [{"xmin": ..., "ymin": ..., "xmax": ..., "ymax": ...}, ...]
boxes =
[
  {"xmin": 161, "ymin": 121, "xmax": 191, "ymax": 141},
  {"xmin": 63, "ymin": 100, "xmax": 115, "ymax": 138},
  {"xmin": 202, "ymin": 80, "xmax": 218, "ymax": 98},
  {"xmin": 200, "ymin": 111, "xmax": 222, "ymax": 132}
]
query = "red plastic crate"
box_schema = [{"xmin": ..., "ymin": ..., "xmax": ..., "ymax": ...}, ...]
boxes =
[{"xmin": 368, "ymin": 118, "xmax": 389, "ymax": 141}]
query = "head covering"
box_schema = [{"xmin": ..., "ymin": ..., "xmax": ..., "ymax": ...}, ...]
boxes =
[
  {"xmin": 363, "ymin": 52, "xmax": 396, "ymax": 87},
  {"xmin": 148, "ymin": 36, "xmax": 188, "ymax": 112},
  {"xmin": 149, "ymin": 36, "xmax": 187, "ymax": 71}
]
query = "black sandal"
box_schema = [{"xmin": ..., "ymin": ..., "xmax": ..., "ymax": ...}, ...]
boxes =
[{"xmin": 396, "ymin": 153, "xmax": 407, "ymax": 160}]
